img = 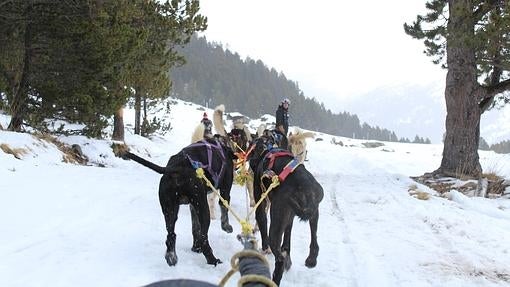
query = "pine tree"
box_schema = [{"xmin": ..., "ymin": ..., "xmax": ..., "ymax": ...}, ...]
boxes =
[
  {"xmin": 490, "ymin": 140, "xmax": 510, "ymax": 153},
  {"xmin": 0, "ymin": 1, "xmax": 112, "ymax": 134},
  {"xmin": 170, "ymin": 35, "xmax": 433, "ymax": 142},
  {"xmin": 405, "ymin": 0, "xmax": 510, "ymax": 178},
  {"xmin": 479, "ymin": 137, "xmax": 490, "ymax": 150},
  {"xmin": 110, "ymin": 0, "xmax": 206, "ymax": 140}
]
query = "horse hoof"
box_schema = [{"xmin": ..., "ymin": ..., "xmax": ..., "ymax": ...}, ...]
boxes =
[
  {"xmin": 221, "ymin": 223, "xmax": 233, "ymax": 233},
  {"xmin": 165, "ymin": 251, "xmax": 178, "ymax": 266},
  {"xmin": 284, "ymin": 254, "xmax": 292, "ymax": 271},
  {"xmin": 305, "ymin": 256, "xmax": 317, "ymax": 268},
  {"xmin": 207, "ymin": 258, "xmax": 222, "ymax": 266},
  {"xmin": 191, "ymin": 245, "xmax": 202, "ymax": 253}
]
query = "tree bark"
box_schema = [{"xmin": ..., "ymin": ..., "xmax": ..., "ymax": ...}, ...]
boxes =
[
  {"xmin": 437, "ymin": 0, "xmax": 482, "ymax": 178},
  {"xmin": 141, "ymin": 96, "xmax": 148, "ymax": 137},
  {"xmin": 112, "ymin": 106, "xmax": 124, "ymax": 141},
  {"xmin": 134, "ymin": 89, "xmax": 141, "ymax": 135},
  {"xmin": 8, "ymin": 2, "xmax": 32, "ymax": 132}
]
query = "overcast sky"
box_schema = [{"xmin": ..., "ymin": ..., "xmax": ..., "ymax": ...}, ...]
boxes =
[{"xmin": 198, "ymin": 0, "xmax": 446, "ymax": 113}]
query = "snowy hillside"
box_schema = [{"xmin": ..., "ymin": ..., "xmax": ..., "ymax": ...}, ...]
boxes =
[{"xmin": 1, "ymin": 99, "xmax": 510, "ymax": 287}]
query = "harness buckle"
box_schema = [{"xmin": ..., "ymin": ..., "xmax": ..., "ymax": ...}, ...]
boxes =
[{"xmin": 262, "ymin": 169, "xmax": 277, "ymax": 178}]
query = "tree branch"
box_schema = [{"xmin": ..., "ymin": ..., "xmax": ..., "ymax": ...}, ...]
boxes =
[
  {"xmin": 487, "ymin": 78, "xmax": 510, "ymax": 98},
  {"xmin": 473, "ymin": 0, "xmax": 500, "ymax": 22},
  {"xmin": 1, "ymin": 69, "xmax": 15, "ymax": 92},
  {"xmin": 0, "ymin": 0, "xmax": 13, "ymax": 9}
]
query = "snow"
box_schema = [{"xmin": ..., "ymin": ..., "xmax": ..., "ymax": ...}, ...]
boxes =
[{"xmin": 1, "ymin": 99, "xmax": 510, "ymax": 287}]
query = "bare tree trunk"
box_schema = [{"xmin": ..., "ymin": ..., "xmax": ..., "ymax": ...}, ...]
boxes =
[
  {"xmin": 141, "ymin": 96, "xmax": 148, "ymax": 137},
  {"xmin": 134, "ymin": 89, "xmax": 141, "ymax": 135},
  {"xmin": 112, "ymin": 106, "xmax": 124, "ymax": 141},
  {"xmin": 437, "ymin": 0, "xmax": 482, "ymax": 178},
  {"xmin": 8, "ymin": 2, "xmax": 32, "ymax": 132},
  {"xmin": 143, "ymin": 96, "xmax": 147, "ymax": 122}
]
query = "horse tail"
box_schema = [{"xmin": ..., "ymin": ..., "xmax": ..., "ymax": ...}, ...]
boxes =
[
  {"xmin": 289, "ymin": 182, "xmax": 323, "ymax": 221},
  {"xmin": 123, "ymin": 152, "xmax": 168, "ymax": 174},
  {"xmin": 288, "ymin": 197, "xmax": 314, "ymax": 221},
  {"xmin": 213, "ymin": 104, "xmax": 227, "ymax": 136}
]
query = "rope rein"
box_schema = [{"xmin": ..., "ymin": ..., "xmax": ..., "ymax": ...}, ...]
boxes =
[
  {"xmin": 218, "ymin": 249, "xmax": 277, "ymax": 287},
  {"xmin": 195, "ymin": 167, "xmax": 279, "ymax": 238},
  {"xmin": 194, "ymin": 140, "xmax": 281, "ymax": 287}
]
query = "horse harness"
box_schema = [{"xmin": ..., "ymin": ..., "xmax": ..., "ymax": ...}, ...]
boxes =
[
  {"xmin": 184, "ymin": 139, "xmax": 226, "ymax": 188},
  {"xmin": 262, "ymin": 148, "xmax": 301, "ymax": 183}
]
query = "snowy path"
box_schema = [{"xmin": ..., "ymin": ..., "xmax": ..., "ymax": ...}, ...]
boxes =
[
  {"xmin": 2, "ymin": 148, "xmax": 510, "ymax": 287},
  {"xmin": 313, "ymin": 169, "xmax": 510, "ymax": 287},
  {"xmin": 2, "ymin": 101, "xmax": 510, "ymax": 287}
]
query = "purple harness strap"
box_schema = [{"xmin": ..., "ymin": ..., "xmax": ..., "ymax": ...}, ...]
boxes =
[{"xmin": 185, "ymin": 139, "xmax": 226, "ymax": 188}]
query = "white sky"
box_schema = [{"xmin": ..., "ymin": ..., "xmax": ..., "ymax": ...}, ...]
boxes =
[{"xmin": 199, "ymin": 0, "xmax": 446, "ymax": 112}]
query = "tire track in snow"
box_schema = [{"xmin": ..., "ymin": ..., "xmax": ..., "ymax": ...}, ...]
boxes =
[
  {"xmin": 314, "ymin": 173, "xmax": 360, "ymax": 287},
  {"xmin": 317, "ymin": 172, "xmax": 406, "ymax": 287}
]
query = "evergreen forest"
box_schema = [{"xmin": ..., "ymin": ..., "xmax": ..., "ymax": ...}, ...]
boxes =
[{"xmin": 170, "ymin": 36, "xmax": 430, "ymax": 143}]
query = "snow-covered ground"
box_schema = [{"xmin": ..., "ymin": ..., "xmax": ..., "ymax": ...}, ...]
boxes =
[{"xmin": 1, "ymin": 99, "xmax": 510, "ymax": 287}]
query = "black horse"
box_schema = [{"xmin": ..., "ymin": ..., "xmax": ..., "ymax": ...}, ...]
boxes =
[
  {"xmin": 123, "ymin": 137, "xmax": 235, "ymax": 266},
  {"xmin": 248, "ymin": 132, "xmax": 324, "ymax": 286}
]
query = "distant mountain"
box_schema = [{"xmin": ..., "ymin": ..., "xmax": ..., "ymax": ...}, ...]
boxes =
[
  {"xmin": 480, "ymin": 103, "xmax": 510, "ymax": 145},
  {"xmin": 338, "ymin": 83, "xmax": 445, "ymax": 143},
  {"xmin": 170, "ymin": 36, "xmax": 431, "ymax": 143},
  {"xmin": 336, "ymin": 82, "xmax": 510, "ymax": 145}
]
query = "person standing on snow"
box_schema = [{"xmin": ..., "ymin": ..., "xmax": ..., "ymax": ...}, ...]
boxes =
[{"xmin": 274, "ymin": 98, "xmax": 290, "ymax": 149}]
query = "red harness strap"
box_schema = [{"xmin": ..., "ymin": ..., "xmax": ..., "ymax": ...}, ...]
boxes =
[
  {"xmin": 265, "ymin": 150, "xmax": 293, "ymax": 170},
  {"xmin": 278, "ymin": 158, "xmax": 300, "ymax": 182},
  {"xmin": 264, "ymin": 149, "xmax": 300, "ymax": 182}
]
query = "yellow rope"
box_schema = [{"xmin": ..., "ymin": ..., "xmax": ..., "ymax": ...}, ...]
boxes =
[
  {"xmin": 218, "ymin": 250, "xmax": 278, "ymax": 287},
  {"xmin": 195, "ymin": 168, "xmax": 279, "ymax": 235},
  {"xmin": 247, "ymin": 175, "xmax": 279, "ymax": 219},
  {"xmin": 196, "ymin": 166, "xmax": 280, "ymax": 287},
  {"xmin": 234, "ymin": 162, "xmax": 252, "ymax": 186},
  {"xmin": 232, "ymin": 142, "xmax": 252, "ymax": 186},
  {"xmin": 196, "ymin": 168, "xmax": 244, "ymax": 225}
]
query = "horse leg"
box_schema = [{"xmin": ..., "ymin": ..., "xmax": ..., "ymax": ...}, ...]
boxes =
[
  {"xmin": 268, "ymin": 210, "xmax": 292, "ymax": 285},
  {"xmin": 195, "ymin": 194, "xmax": 222, "ymax": 265},
  {"xmin": 281, "ymin": 220, "xmax": 293, "ymax": 271},
  {"xmin": 305, "ymin": 209, "xmax": 320, "ymax": 268},
  {"xmin": 219, "ymin": 189, "xmax": 233, "ymax": 233},
  {"xmin": 159, "ymin": 177, "xmax": 180, "ymax": 266},
  {"xmin": 189, "ymin": 204, "xmax": 202, "ymax": 253},
  {"xmin": 207, "ymin": 192, "xmax": 217, "ymax": 219},
  {"xmin": 246, "ymin": 170, "xmax": 255, "ymax": 207},
  {"xmin": 255, "ymin": 199, "xmax": 270, "ymax": 252}
]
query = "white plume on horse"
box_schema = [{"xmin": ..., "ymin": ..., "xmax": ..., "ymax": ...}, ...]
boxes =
[{"xmin": 288, "ymin": 128, "xmax": 315, "ymax": 164}]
